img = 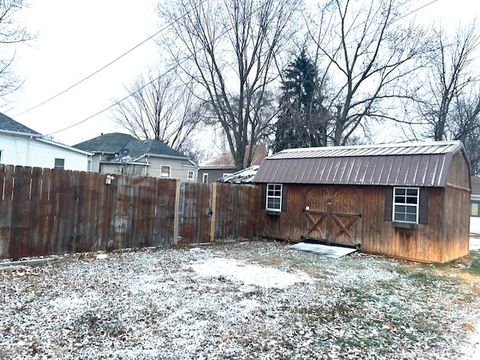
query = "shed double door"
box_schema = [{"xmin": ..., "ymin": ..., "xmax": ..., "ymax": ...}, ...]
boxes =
[{"xmin": 302, "ymin": 187, "xmax": 362, "ymax": 247}]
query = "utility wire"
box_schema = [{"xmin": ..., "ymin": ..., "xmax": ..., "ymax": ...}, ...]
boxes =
[
  {"xmin": 47, "ymin": 3, "xmax": 265, "ymax": 137},
  {"xmin": 47, "ymin": 0, "xmax": 438, "ymax": 136},
  {"xmin": 14, "ymin": 0, "xmax": 207, "ymax": 118}
]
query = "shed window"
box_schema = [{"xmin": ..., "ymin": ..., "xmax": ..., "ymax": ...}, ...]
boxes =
[
  {"xmin": 187, "ymin": 170, "xmax": 194, "ymax": 181},
  {"xmin": 202, "ymin": 173, "xmax": 208, "ymax": 184},
  {"xmin": 160, "ymin": 165, "xmax": 171, "ymax": 178},
  {"xmin": 266, "ymin": 184, "xmax": 282, "ymax": 212},
  {"xmin": 393, "ymin": 187, "xmax": 419, "ymax": 223},
  {"xmin": 54, "ymin": 158, "xmax": 65, "ymax": 169},
  {"xmin": 471, "ymin": 201, "xmax": 480, "ymax": 217}
]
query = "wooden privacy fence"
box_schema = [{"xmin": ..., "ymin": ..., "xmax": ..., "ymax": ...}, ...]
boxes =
[{"xmin": 0, "ymin": 165, "xmax": 262, "ymax": 260}]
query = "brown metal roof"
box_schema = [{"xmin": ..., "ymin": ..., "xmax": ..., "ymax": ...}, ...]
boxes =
[{"xmin": 254, "ymin": 141, "xmax": 464, "ymax": 187}]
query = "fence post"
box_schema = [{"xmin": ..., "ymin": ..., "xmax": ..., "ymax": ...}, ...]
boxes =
[
  {"xmin": 209, "ymin": 182, "xmax": 217, "ymax": 242},
  {"xmin": 173, "ymin": 179, "xmax": 181, "ymax": 245}
]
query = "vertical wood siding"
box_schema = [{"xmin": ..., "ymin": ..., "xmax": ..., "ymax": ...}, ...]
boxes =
[{"xmin": 261, "ymin": 184, "xmax": 469, "ymax": 263}]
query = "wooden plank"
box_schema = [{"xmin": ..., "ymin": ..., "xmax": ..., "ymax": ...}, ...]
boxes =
[
  {"xmin": 9, "ymin": 166, "xmax": 32, "ymax": 258},
  {"xmin": 209, "ymin": 182, "xmax": 217, "ymax": 242},
  {"xmin": 0, "ymin": 165, "xmax": 14, "ymax": 259},
  {"xmin": 173, "ymin": 179, "xmax": 181, "ymax": 245},
  {"xmin": 29, "ymin": 167, "xmax": 43, "ymax": 255}
]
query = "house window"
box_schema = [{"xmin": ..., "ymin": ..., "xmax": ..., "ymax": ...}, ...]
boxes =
[
  {"xmin": 187, "ymin": 170, "xmax": 194, "ymax": 181},
  {"xmin": 471, "ymin": 201, "xmax": 480, "ymax": 217},
  {"xmin": 393, "ymin": 187, "xmax": 419, "ymax": 223},
  {"xmin": 87, "ymin": 159, "xmax": 92, "ymax": 171},
  {"xmin": 160, "ymin": 165, "xmax": 171, "ymax": 178},
  {"xmin": 54, "ymin": 158, "xmax": 65, "ymax": 169},
  {"xmin": 266, "ymin": 184, "xmax": 282, "ymax": 212},
  {"xmin": 202, "ymin": 173, "xmax": 208, "ymax": 184}
]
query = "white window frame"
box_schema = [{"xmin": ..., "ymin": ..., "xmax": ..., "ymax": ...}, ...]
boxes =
[
  {"xmin": 160, "ymin": 165, "xmax": 171, "ymax": 178},
  {"xmin": 393, "ymin": 187, "xmax": 419, "ymax": 224},
  {"xmin": 266, "ymin": 183, "xmax": 282, "ymax": 212},
  {"xmin": 202, "ymin": 173, "xmax": 208, "ymax": 184},
  {"xmin": 187, "ymin": 170, "xmax": 195, "ymax": 181},
  {"xmin": 54, "ymin": 158, "xmax": 65, "ymax": 169}
]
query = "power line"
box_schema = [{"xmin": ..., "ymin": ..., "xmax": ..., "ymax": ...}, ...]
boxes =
[
  {"xmin": 401, "ymin": 0, "xmax": 438, "ymax": 20},
  {"xmin": 47, "ymin": 3, "xmax": 266, "ymax": 137},
  {"xmin": 46, "ymin": 0, "xmax": 439, "ymax": 137},
  {"xmin": 46, "ymin": 63, "xmax": 178, "ymax": 136},
  {"xmin": 14, "ymin": 0, "xmax": 206, "ymax": 118}
]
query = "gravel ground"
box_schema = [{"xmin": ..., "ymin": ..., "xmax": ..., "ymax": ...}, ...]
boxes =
[{"xmin": 1, "ymin": 240, "xmax": 479, "ymax": 359}]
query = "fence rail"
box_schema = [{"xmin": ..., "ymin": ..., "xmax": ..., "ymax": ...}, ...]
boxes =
[{"xmin": 0, "ymin": 165, "xmax": 262, "ymax": 260}]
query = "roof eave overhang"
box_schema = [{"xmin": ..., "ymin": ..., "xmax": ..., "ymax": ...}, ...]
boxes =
[
  {"xmin": 36, "ymin": 137, "xmax": 93, "ymax": 155},
  {"xmin": 135, "ymin": 153, "xmax": 193, "ymax": 162},
  {"xmin": 0, "ymin": 129, "xmax": 42, "ymax": 138}
]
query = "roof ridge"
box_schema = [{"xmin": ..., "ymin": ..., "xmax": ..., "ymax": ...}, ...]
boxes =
[{"xmin": 280, "ymin": 140, "xmax": 461, "ymax": 154}]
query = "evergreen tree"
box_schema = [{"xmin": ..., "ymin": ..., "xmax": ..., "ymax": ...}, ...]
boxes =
[{"xmin": 273, "ymin": 50, "xmax": 328, "ymax": 152}]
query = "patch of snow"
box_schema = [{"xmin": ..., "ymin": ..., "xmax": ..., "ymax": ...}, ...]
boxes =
[
  {"xmin": 470, "ymin": 217, "xmax": 480, "ymax": 235},
  {"xmin": 470, "ymin": 237, "xmax": 480, "ymax": 251},
  {"xmin": 289, "ymin": 242, "xmax": 357, "ymax": 258},
  {"xmin": 329, "ymin": 263, "xmax": 397, "ymax": 286},
  {"xmin": 463, "ymin": 323, "xmax": 480, "ymax": 359},
  {"xmin": 190, "ymin": 258, "xmax": 313, "ymax": 289}
]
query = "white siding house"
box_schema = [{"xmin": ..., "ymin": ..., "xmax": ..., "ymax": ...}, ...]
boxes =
[{"xmin": 0, "ymin": 113, "xmax": 91, "ymax": 171}]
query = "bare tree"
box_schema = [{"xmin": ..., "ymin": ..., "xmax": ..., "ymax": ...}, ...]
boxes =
[
  {"xmin": 410, "ymin": 23, "xmax": 480, "ymax": 172},
  {"xmin": 415, "ymin": 24, "xmax": 480, "ymax": 141},
  {"xmin": 307, "ymin": 0, "xmax": 428, "ymax": 145},
  {"xmin": 112, "ymin": 71, "xmax": 204, "ymax": 152},
  {"xmin": 159, "ymin": 0, "xmax": 300, "ymax": 169},
  {"xmin": 0, "ymin": 0, "xmax": 30, "ymax": 99}
]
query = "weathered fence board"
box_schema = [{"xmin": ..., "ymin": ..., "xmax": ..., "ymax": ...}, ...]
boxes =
[
  {"xmin": 214, "ymin": 183, "xmax": 262, "ymax": 240},
  {"xmin": 178, "ymin": 182, "xmax": 211, "ymax": 244},
  {"xmin": 0, "ymin": 165, "xmax": 263, "ymax": 259},
  {"xmin": 0, "ymin": 166, "xmax": 180, "ymax": 259}
]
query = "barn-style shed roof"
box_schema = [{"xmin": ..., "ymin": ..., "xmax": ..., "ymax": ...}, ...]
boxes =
[{"xmin": 254, "ymin": 141, "xmax": 467, "ymax": 187}]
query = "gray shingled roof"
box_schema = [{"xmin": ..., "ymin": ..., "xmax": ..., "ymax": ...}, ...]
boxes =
[
  {"xmin": 0, "ymin": 112, "xmax": 41, "ymax": 135},
  {"xmin": 254, "ymin": 141, "xmax": 466, "ymax": 188},
  {"xmin": 126, "ymin": 139, "xmax": 188, "ymax": 160},
  {"xmin": 73, "ymin": 133, "xmax": 138, "ymax": 153},
  {"xmin": 73, "ymin": 132, "xmax": 189, "ymax": 160}
]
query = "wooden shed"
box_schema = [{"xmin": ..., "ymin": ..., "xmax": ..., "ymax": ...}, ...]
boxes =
[{"xmin": 254, "ymin": 141, "xmax": 471, "ymax": 263}]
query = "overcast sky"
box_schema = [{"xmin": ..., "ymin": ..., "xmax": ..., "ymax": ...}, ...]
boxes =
[{"xmin": 3, "ymin": 0, "xmax": 480, "ymax": 148}]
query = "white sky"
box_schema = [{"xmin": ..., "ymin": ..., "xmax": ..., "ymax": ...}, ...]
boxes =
[{"xmin": 3, "ymin": 0, "xmax": 480, "ymax": 147}]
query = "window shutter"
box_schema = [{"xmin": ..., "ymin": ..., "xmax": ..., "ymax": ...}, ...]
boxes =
[
  {"xmin": 418, "ymin": 188, "xmax": 429, "ymax": 224},
  {"xmin": 281, "ymin": 185, "xmax": 288, "ymax": 212},
  {"xmin": 260, "ymin": 184, "xmax": 266, "ymax": 210},
  {"xmin": 384, "ymin": 187, "xmax": 393, "ymax": 221}
]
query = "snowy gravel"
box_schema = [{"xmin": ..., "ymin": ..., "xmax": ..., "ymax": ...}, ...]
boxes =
[{"xmin": 1, "ymin": 240, "xmax": 479, "ymax": 359}]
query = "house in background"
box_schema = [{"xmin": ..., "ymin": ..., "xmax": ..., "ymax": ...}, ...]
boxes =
[
  {"xmin": 74, "ymin": 132, "xmax": 198, "ymax": 181},
  {"xmin": 198, "ymin": 144, "xmax": 268, "ymax": 184},
  {"xmin": 470, "ymin": 175, "xmax": 480, "ymax": 234},
  {"xmin": 0, "ymin": 112, "xmax": 91, "ymax": 171},
  {"xmin": 254, "ymin": 141, "xmax": 470, "ymax": 263}
]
